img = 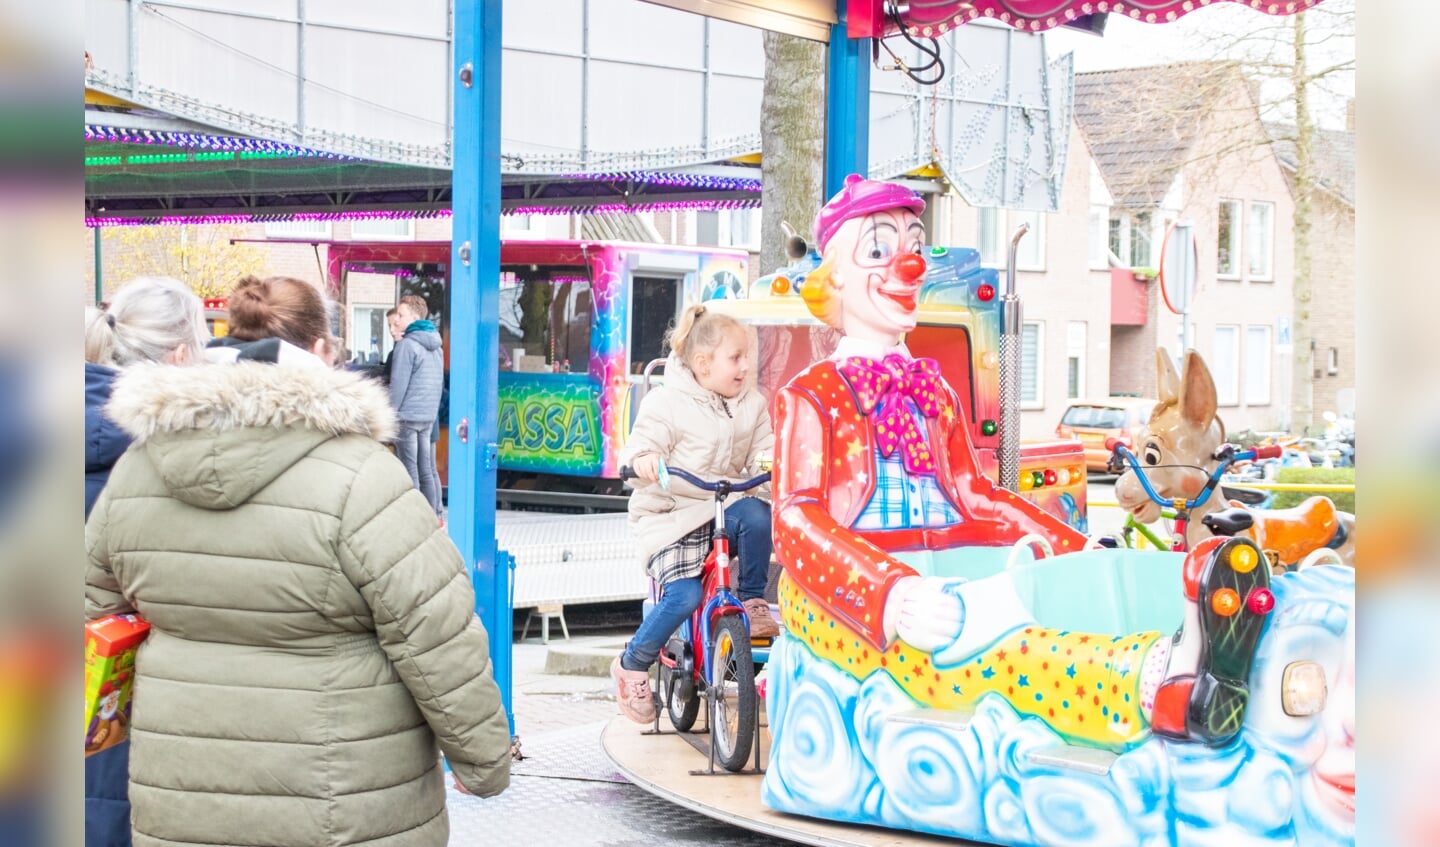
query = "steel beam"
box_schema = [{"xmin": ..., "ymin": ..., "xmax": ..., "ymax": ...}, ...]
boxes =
[{"xmin": 451, "ymin": 0, "xmax": 512, "ymax": 734}]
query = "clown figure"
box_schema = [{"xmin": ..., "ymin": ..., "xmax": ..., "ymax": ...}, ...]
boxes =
[{"xmin": 768, "ymin": 176, "xmax": 1276, "ymax": 753}]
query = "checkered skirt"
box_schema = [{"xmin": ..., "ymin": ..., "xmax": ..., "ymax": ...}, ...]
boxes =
[{"xmin": 647, "ymin": 522, "xmax": 714, "ymax": 586}]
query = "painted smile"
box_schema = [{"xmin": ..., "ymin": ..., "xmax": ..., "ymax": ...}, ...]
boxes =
[
  {"xmin": 1311, "ymin": 769, "xmax": 1355, "ymax": 819},
  {"xmin": 877, "ymin": 280, "xmax": 920, "ymax": 311}
]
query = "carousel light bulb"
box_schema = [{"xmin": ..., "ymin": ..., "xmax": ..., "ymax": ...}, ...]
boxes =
[
  {"xmin": 1211, "ymin": 588, "xmax": 1241, "ymax": 617},
  {"xmin": 1230, "ymin": 545, "xmax": 1259, "ymax": 574},
  {"xmin": 1032, "ymin": 471, "xmax": 1045, "ymax": 488},
  {"xmin": 771, "ymin": 276, "xmax": 791, "ymax": 296},
  {"xmin": 980, "ymin": 352, "xmax": 998, "ymax": 369},
  {"xmin": 977, "ymin": 283, "xmax": 996, "ymax": 302},
  {"xmin": 981, "ymin": 420, "xmax": 997, "ymax": 436},
  {"xmin": 1043, "ymin": 469, "xmax": 1058, "ymax": 486},
  {"xmin": 1246, "ymin": 588, "xmax": 1275, "ymax": 615},
  {"xmin": 1054, "ymin": 468, "xmax": 1070, "ymax": 486}
]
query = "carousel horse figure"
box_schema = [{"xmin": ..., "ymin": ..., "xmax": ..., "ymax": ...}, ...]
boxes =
[{"xmin": 1114, "ymin": 350, "xmax": 1355, "ymax": 572}]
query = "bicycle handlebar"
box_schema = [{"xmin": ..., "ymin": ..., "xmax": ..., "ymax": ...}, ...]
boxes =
[
  {"xmin": 619, "ymin": 463, "xmax": 771, "ymax": 494},
  {"xmin": 1109, "ymin": 442, "xmax": 1275, "ymax": 512}
]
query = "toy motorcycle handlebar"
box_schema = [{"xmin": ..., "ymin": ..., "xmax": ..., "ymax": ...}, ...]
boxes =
[
  {"xmin": 1106, "ymin": 440, "xmax": 1280, "ymax": 511},
  {"xmin": 619, "ymin": 463, "xmax": 771, "ymax": 495}
]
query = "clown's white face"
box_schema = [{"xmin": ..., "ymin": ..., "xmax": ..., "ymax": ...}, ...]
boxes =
[{"xmin": 830, "ymin": 209, "xmax": 926, "ymax": 346}]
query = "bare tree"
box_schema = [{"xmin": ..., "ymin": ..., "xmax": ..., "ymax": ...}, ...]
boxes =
[
  {"xmin": 759, "ymin": 31, "xmax": 825, "ymax": 275},
  {"xmin": 1077, "ymin": 3, "xmax": 1353, "ymax": 433},
  {"xmin": 1185, "ymin": 2, "xmax": 1354, "ymax": 433}
]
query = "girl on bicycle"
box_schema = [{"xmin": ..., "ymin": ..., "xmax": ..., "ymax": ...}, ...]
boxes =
[{"xmin": 611, "ymin": 304, "xmax": 778, "ymax": 724}]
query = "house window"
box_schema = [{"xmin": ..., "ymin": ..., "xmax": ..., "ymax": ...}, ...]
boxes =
[
  {"xmin": 1066, "ymin": 321, "xmax": 1087, "ymax": 399},
  {"xmin": 1217, "ymin": 200, "xmax": 1241, "ymax": 278},
  {"xmin": 1129, "ymin": 211, "xmax": 1153, "ymax": 268},
  {"xmin": 264, "ymin": 219, "xmax": 331, "ymax": 240},
  {"xmin": 1244, "ymin": 325, "xmax": 1271, "ymax": 405},
  {"xmin": 1021, "ymin": 321, "xmax": 1044, "ymax": 408},
  {"xmin": 714, "ymin": 208, "xmax": 761, "ymax": 251},
  {"xmin": 502, "ymin": 214, "xmax": 535, "ymax": 236},
  {"xmin": 1213, "ymin": 325, "xmax": 1240, "ymax": 406},
  {"xmin": 1328, "ymin": 346, "xmax": 1340, "ymax": 375},
  {"xmin": 1248, "ymin": 201, "xmax": 1274, "ymax": 280},
  {"xmin": 349, "ymin": 304, "xmax": 396, "ymax": 366},
  {"xmin": 1088, "ymin": 207, "xmax": 1109, "ymax": 270},
  {"xmin": 978, "ymin": 208, "xmax": 1045, "ymax": 271},
  {"xmin": 1108, "ymin": 216, "xmax": 1124, "ymax": 264},
  {"xmin": 350, "ymin": 218, "xmax": 415, "ymax": 241}
]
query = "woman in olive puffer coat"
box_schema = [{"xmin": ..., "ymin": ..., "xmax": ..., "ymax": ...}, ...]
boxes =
[{"xmin": 84, "ymin": 353, "xmax": 511, "ymax": 847}]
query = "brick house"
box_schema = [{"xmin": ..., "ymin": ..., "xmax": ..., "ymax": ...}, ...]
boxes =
[{"xmin": 1073, "ymin": 62, "xmax": 1299, "ymax": 436}]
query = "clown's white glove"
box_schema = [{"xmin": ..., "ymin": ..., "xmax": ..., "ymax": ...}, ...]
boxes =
[{"xmin": 883, "ymin": 576, "xmax": 967, "ymax": 653}]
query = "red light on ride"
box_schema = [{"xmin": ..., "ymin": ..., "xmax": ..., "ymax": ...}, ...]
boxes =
[
  {"xmin": 976, "ymin": 283, "xmax": 995, "ymax": 302},
  {"xmin": 1043, "ymin": 469, "xmax": 1058, "ymax": 486},
  {"xmin": 1246, "ymin": 588, "xmax": 1275, "ymax": 615}
]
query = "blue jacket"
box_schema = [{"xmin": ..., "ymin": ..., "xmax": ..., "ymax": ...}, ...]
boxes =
[
  {"xmin": 86, "ymin": 363, "xmax": 131, "ymax": 518},
  {"xmin": 388, "ymin": 326, "xmax": 444, "ymax": 423}
]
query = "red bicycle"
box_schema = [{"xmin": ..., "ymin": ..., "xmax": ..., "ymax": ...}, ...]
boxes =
[{"xmin": 620, "ymin": 463, "xmax": 770, "ymax": 772}]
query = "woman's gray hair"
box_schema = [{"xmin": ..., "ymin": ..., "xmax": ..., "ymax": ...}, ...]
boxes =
[{"xmin": 85, "ymin": 277, "xmax": 208, "ymax": 367}]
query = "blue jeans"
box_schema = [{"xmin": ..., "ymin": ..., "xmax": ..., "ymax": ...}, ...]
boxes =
[{"xmin": 621, "ymin": 497, "xmax": 772, "ymax": 671}]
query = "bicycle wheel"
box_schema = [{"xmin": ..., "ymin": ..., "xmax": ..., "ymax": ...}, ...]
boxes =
[
  {"xmin": 708, "ymin": 614, "xmax": 756, "ymax": 772},
  {"xmin": 661, "ymin": 661, "xmax": 700, "ymax": 732}
]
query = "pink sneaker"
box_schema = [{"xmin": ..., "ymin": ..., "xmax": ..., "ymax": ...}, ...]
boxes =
[{"xmin": 610, "ymin": 656, "xmax": 656, "ymax": 724}]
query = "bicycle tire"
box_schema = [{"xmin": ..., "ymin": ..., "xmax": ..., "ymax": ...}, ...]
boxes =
[
  {"xmin": 662, "ymin": 662, "xmax": 700, "ymax": 732},
  {"xmin": 708, "ymin": 615, "xmax": 756, "ymax": 772}
]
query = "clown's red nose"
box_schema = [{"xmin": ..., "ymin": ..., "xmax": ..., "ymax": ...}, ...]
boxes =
[{"xmin": 892, "ymin": 252, "xmax": 926, "ymax": 283}]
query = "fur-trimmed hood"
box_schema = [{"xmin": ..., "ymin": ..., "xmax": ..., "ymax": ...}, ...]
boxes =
[{"xmin": 107, "ymin": 362, "xmax": 397, "ymax": 510}]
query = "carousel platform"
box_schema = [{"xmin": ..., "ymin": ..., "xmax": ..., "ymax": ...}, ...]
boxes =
[{"xmin": 602, "ymin": 713, "xmax": 984, "ymax": 847}]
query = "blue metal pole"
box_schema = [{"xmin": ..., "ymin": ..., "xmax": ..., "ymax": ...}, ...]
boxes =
[
  {"xmin": 451, "ymin": 0, "xmax": 511, "ymax": 733},
  {"xmin": 825, "ymin": 0, "xmax": 871, "ymax": 199}
]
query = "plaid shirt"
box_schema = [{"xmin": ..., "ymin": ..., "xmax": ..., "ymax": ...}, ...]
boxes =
[
  {"xmin": 647, "ymin": 522, "xmax": 714, "ymax": 586},
  {"xmin": 854, "ymin": 410, "xmax": 963, "ymax": 531}
]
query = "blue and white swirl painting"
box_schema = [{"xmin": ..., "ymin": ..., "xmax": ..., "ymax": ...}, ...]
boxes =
[{"xmin": 762, "ymin": 565, "xmax": 1355, "ymax": 847}]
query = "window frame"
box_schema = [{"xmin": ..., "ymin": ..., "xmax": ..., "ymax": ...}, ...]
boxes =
[
  {"xmin": 349, "ymin": 218, "xmax": 415, "ymax": 242},
  {"xmin": 1213, "ymin": 324, "xmax": 1241, "ymax": 407},
  {"xmin": 1021, "ymin": 320, "xmax": 1045, "ymax": 410},
  {"xmin": 978, "ymin": 208, "xmax": 1046, "ymax": 272},
  {"xmin": 1066, "ymin": 321, "xmax": 1087, "ymax": 400},
  {"xmin": 263, "ymin": 219, "xmax": 332, "ymax": 240},
  {"xmin": 1216, "ymin": 199, "xmax": 1242, "ymax": 279},
  {"xmin": 348, "ymin": 302, "xmax": 397, "ymax": 366},
  {"xmin": 1247, "ymin": 200, "xmax": 1275, "ymax": 281},
  {"xmin": 1243, "ymin": 324, "xmax": 1271, "ymax": 406}
]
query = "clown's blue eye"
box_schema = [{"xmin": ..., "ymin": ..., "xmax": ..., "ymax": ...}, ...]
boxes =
[{"xmin": 868, "ymin": 241, "xmax": 893, "ymax": 261}]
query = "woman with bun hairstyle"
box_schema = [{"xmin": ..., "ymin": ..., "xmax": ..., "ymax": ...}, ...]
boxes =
[
  {"xmin": 84, "ymin": 276, "xmax": 208, "ymax": 847},
  {"xmin": 86, "ymin": 273, "xmax": 512, "ymax": 846},
  {"xmin": 206, "ymin": 274, "xmax": 338, "ymax": 366}
]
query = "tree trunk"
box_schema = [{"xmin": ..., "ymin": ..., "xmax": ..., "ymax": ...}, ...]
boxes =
[
  {"xmin": 1290, "ymin": 12, "xmax": 1316, "ymax": 434},
  {"xmin": 760, "ymin": 31, "xmax": 825, "ymax": 276}
]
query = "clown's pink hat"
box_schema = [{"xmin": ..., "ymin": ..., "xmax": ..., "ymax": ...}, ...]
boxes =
[{"xmin": 813, "ymin": 174, "xmax": 926, "ymax": 252}]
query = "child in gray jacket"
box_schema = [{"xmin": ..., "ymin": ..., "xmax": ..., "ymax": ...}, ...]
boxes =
[{"xmin": 389, "ymin": 294, "xmax": 444, "ymax": 517}]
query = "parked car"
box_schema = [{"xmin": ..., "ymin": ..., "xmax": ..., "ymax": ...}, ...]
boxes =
[{"xmin": 1055, "ymin": 397, "xmax": 1157, "ymax": 473}]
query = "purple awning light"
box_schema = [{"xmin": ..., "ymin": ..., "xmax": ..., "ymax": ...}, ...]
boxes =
[{"xmin": 853, "ymin": 0, "xmax": 1322, "ymax": 37}]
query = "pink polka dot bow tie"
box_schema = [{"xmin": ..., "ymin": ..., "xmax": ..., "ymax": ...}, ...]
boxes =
[{"xmin": 838, "ymin": 354, "xmax": 944, "ymax": 474}]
